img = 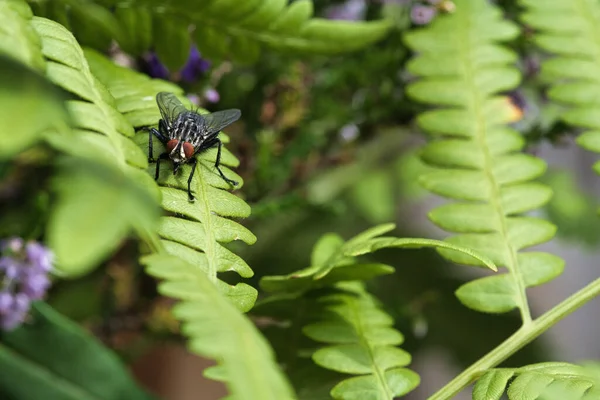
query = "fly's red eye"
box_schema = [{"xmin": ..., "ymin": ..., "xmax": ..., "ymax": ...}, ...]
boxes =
[
  {"xmin": 166, "ymin": 139, "xmax": 179, "ymax": 153},
  {"xmin": 183, "ymin": 142, "xmax": 195, "ymax": 158}
]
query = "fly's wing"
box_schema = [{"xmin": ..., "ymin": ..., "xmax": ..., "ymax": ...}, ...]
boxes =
[
  {"xmin": 202, "ymin": 109, "xmax": 241, "ymax": 138},
  {"xmin": 156, "ymin": 92, "xmax": 188, "ymax": 130}
]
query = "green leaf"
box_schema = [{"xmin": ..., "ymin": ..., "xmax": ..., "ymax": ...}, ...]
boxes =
[
  {"xmin": 120, "ymin": 0, "xmax": 392, "ymax": 57},
  {"xmin": 152, "ymin": 15, "xmax": 191, "ymax": 71},
  {"xmin": 473, "ymin": 362, "xmax": 600, "ymax": 400},
  {"xmin": 472, "ymin": 369, "xmax": 515, "ymax": 400},
  {"xmin": 114, "ymin": 5, "xmax": 153, "ymax": 56},
  {"xmin": 405, "ymin": 0, "xmax": 560, "ymax": 317},
  {"xmin": 31, "ymin": 16, "xmax": 140, "ymax": 168},
  {"xmin": 349, "ymin": 169, "xmax": 395, "ymax": 224},
  {"xmin": 313, "ymin": 345, "xmax": 411, "ymax": 375},
  {"xmin": 141, "ymin": 253, "xmax": 297, "ymax": 400},
  {"xmin": 68, "ymin": 0, "xmax": 123, "ymax": 51},
  {"xmin": 304, "ymin": 283, "xmax": 419, "ymax": 400},
  {"xmin": 23, "ymin": 16, "xmax": 162, "ymax": 275},
  {"xmin": 83, "ymin": 50, "xmax": 257, "ymax": 311},
  {"xmin": 0, "ymin": 54, "xmax": 69, "ymax": 158},
  {"xmin": 311, "ymin": 233, "xmax": 345, "ymax": 267},
  {"xmin": 0, "ymin": 0, "xmax": 45, "ymax": 70},
  {"xmin": 0, "ymin": 302, "xmax": 154, "ymax": 400},
  {"xmin": 455, "ymin": 275, "xmax": 518, "ymax": 314},
  {"xmin": 520, "ymin": 0, "xmax": 600, "ymax": 210},
  {"xmin": 48, "ymin": 157, "xmax": 160, "ymax": 277},
  {"xmin": 261, "ymin": 225, "xmax": 498, "ymax": 293},
  {"xmin": 330, "ymin": 368, "xmax": 420, "ymax": 400}
]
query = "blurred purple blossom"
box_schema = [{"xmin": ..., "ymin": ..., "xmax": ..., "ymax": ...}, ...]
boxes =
[
  {"xmin": 0, "ymin": 238, "xmax": 53, "ymax": 330},
  {"xmin": 339, "ymin": 123, "xmax": 360, "ymax": 142},
  {"xmin": 180, "ymin": 47, "xmax": 211, "ymax": 83},
  {"xmin": 411, "ymin": 4, "xmax": 437, "ymax": 25},
  {"xmin": 187, "ymin": 94, "xmax": 201, "ymax": 106},
  {"xmin": 204, "ymin": 88, "xmax": 220, "ymax": 103},
  {"xmin": 144, "ymin": 46, "xmax": 211, "ymax": 82},
  {"xmin": 325, "ymin": 0, "xmax": 367, "ymax": 21}
]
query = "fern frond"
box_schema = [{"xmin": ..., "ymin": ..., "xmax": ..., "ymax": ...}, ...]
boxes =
[
  {"xmin": 261, "ymin": 223, "xmax": 497, "ymax": 294},
  {"xmin": 1, "ymin": 7, "xmax": 160, "ymax": 275},
  {"xmin": 30, "ymin": 17, "xmax": 140, "ymax": 168},
  {"xmin": 473, "ymin": 362, "xmax": 600, "ymax": 400},
  {"xmin": 29, "ymin": 0, "xmax": 391, "ymax": 66},
  {"xmin": 142, "ymin": 253, "xmax": 296, "ymax": 400},
  {"xmin": 404, "ymin": 0, "xmax": 563, "ymax": 319},
  {"xmin": 162, "ymin": 0, "xmax": 391, "ymax": 64},
  {"xmin": 0, "ymin": 3, "xmax": 68, "ymax": 158},
  {"xmin": 259, "ymin": 225, "xmax": 498, "ymax": 399},
  {"xmin": 519, "ymin": 1, "xmax": 600, "ymax": 177},
  {"xmin": 0, "ymin": 0, "xmax": 45, "ymax": 70},
  {"xmin": 258, "ymin": 226, "xmax": 418, "ymax": 399},
  {"xmin": 84, "ymin": 50, "xmax": 258, "ymax": 311},
  {"xmin": 304, "ymin": 282, "xmax": 420, "ymax": 400}
]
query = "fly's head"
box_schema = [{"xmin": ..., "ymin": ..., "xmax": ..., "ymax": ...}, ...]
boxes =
[{"xmin": 166, "ymin": 139, "xmax": 195, "ymax": 174}]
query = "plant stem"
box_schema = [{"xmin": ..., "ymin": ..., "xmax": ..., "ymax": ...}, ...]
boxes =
[{"xmin": 428, "ymin": 277, "xmax": 600, "ymax": 400}]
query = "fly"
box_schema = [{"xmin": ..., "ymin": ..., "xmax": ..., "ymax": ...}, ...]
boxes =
[{"xmin": 146, "ymin": 92, "xmax": 241, "ymax": 201}]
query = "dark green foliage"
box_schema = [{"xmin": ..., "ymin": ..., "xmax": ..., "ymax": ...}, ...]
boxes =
[
  {"xmin": 3, "ymin": 0, "xmax": 600, "ymax": 399},
  {"xmin": 257, "ymin": 225, "xmax": 497, "ymax": 399},
  {"xmin": 0, "ymin": 302, "xmax": 155, "ymax": 400},
  {"xmin": 28, "ymin": 0, "xmax": 392, "ymax": 66}
]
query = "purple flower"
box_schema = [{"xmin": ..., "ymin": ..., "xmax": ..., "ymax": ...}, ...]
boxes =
[
  {"xmin": 0, "ymin": 292, "xmax": 12, "ymax": 313},
  {"xmin": 0, "ymin": 257, "xmax": 19, "ymax": 280},
  {"xmin": 203, "ymin": 88, "xmax": 220, "ymax": 103},
  {"xmin": 411, "ymin": 4, "xmax": 437, "ymax": 25},
  {"xmin": 325, "ymin": 0, "xmax": 367, "ymax": 21},
  {"xmin": 2, "ymin": 237, "xmax": 23, "ymax": 253},
  {"xmin": 180, "ymin": 47, "xmax": 211, "ymax": 83},
  {"xmin": 26, "ymin": 242, "xmax": 53, "ymax": 272},
  {"xmin": 144, "ymin": 46, "xmax": 211, "ymax": 83},
  {"xmin": 143, "ymin": 52, "xmax": 170, "ymax": 80},
  {"xmin": 0, "ymin": 238, "xmax": 53, "ymax": 331},
  {"xmin": 339, "ymin": 123, "xmax": 360, "ymax": 142}
]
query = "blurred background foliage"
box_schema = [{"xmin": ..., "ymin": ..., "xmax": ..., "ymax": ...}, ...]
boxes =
[{"xmin": 4, "ymin": 0, "xmax": 600, "ymax": 397}]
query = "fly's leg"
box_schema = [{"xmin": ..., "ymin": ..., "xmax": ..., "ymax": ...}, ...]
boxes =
[
  {"xmin": 213, "ymin": 139, "xmax": 238, "ymax": 186},
  {"xmin": 147, "ymin": 124, "xmax": 169, "ymax": 163},
  {"xmin": 187, "ymin": 157, "xmax": 197, "ymax": 202},
  {"xmin": 155, "ymin": 152, "xmax": 169, "ymax": 181}
]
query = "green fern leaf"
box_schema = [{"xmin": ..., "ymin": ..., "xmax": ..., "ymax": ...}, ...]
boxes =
[
  {"xmin": 257, "ymin": 227, "xmax": 420, "ymax": 400},
  {"xmin": 28, "ymin": 0, "xmax": 123, "ymax": 52},
  {"xmin": 29, "ymin": 1, "xmax": 391, "ymax": 66},
  {"xmin": 11, "ymin": 13, "xmax": 161, "ymax": 275},
  {"xmin": 261, "ymin": 223, "xmax": 497, "ymax": 294},
  {"xmin": 519, "ymin": 1, "xmax": 600, "ymax": 178},
  {"xmin": 0, "ymin": 0, "xmax": 45, "ymax": 70},
  {"xmin": 473, "ymin": 362, "xmax": 600, "ymax": 400},
  {"xmin": 190, "ymin": 0, "xmax": 391, "ymax": 58},
  {"xmin": 142, "ymin": 253, "xmax": 297, "ymax": 400},
  {"xmin": 84, "ymin": 50, "xmax": 258, "ymax": 311},
  {"xmin": 404, "ymin": 0, "xmax": 562, "ymax": 319},
  {"xmin": 259, "ymin": 226, "xmax": 497, "ymax": 400},
  {"xmin": 0, "ymin": 53, "xmax": 68, "ymax": 158},
  {"xmin": 113, "ymin": 5, "xmax": 152, "ymax": 56},
  {"xmin": 304, "ymin": 282, "xmax": 420, "ymax": 400},
  {"xmin": 152, "ymin": 15, "xmax": 192, "ymax": 71}
]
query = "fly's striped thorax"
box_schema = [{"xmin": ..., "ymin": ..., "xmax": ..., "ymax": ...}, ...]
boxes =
[{"xmin": 172, "ymin": 112, "xmax": 207, "ymax": 147}]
